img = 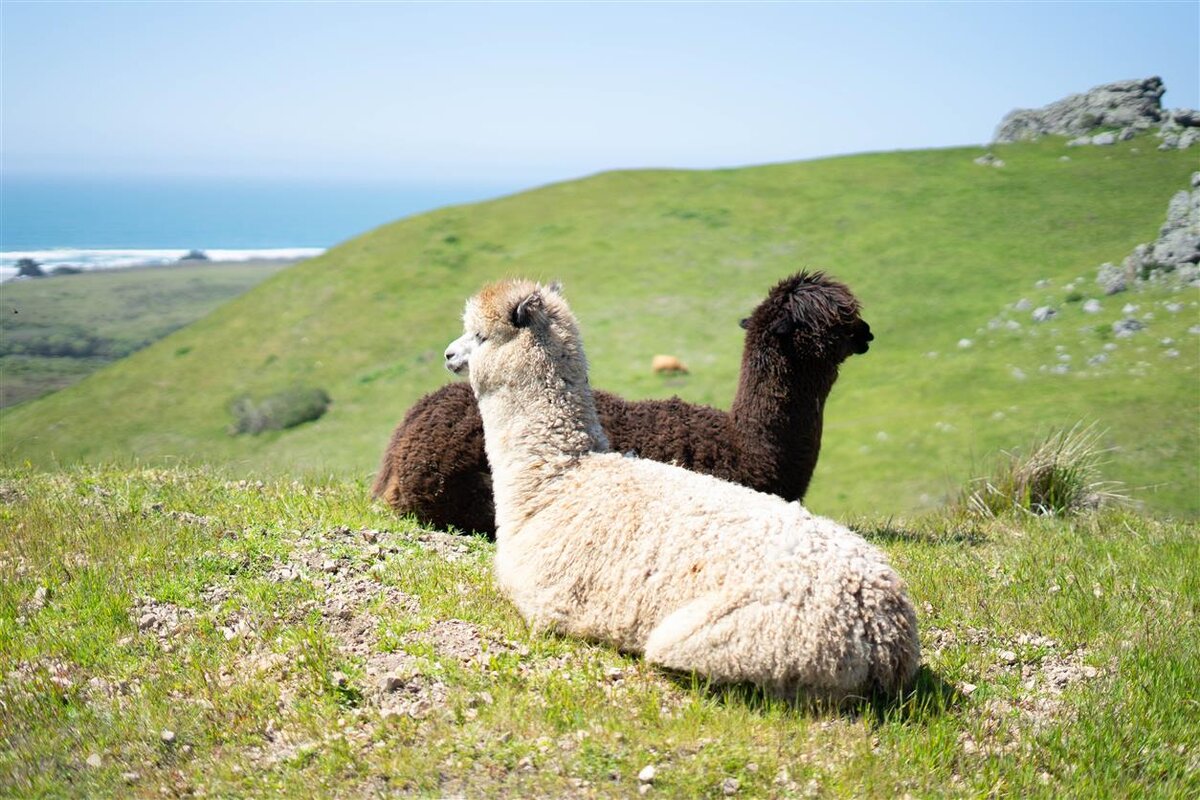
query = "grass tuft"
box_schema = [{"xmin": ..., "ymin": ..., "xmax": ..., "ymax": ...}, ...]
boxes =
[{"xmin": 959, "ymin": 422, "xmax": 1130, "ymax": 518}]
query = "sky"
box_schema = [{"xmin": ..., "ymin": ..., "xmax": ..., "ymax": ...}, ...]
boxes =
[{"xmin": 2, "ymin": 1, "xmax": 1198, "ymax": 188}]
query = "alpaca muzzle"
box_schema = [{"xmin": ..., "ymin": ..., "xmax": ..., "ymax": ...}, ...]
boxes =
[{"xmin": 444, "ymin": 333, "xmax": 474, "ymax": 375}]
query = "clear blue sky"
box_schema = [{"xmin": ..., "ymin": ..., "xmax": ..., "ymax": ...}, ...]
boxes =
[{"xmin": 3, "ymin": 1, "xmax": 1197, "ymax": 186}]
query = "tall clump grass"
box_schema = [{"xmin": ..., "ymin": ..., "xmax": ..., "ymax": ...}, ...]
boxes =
[{"xmin": 960, "ymin": 422, "xmax": 1129, "ymax": 517}]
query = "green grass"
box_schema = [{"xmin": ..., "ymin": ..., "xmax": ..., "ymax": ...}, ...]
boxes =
[
  {"xmin": 2, "ymin": 466, "xmax": 1197, "ymax": 797},
  {"xmin": 0, "ymin": 261, "xmax": 287, "ymax": 408},
  {"xmin": 1, "ymin": 138, "xmax": 1197, "ymax": 519}
]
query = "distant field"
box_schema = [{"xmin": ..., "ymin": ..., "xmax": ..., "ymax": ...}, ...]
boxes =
[
  {"xmin": 0, "ymin": 261, "xmax": 289, "ymax": 407},
  {"xmin": 1, "ymin": 138, "xmax": 1197, "ymax": 518}
]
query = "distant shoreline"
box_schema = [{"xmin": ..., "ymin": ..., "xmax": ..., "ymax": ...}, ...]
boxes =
[{"xmin": 0, "ymin": 247, "xmax": 323, "ymax": 281}]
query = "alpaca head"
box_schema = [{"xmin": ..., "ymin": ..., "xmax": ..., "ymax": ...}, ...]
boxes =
[
  {"xmin": 445, "ymin": 279, "xmax": 588, "ymax": 395},
  {"xmin": 739, "ymin": 271, "xmax": 873, "ymax": 363}
]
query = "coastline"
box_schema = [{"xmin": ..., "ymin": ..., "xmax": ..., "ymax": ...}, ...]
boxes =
[{"xmin": 0, "ymin": 247, "xmax": 323, "ymax": 282}]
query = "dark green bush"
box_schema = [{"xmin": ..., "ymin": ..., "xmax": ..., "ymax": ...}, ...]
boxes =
[{"xmin": 229, "ymin": 386, "xmax": 331, "ymax": 435}]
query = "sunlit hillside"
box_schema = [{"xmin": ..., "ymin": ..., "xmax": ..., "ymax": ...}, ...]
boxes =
[{"xmin": 2, "ymin": 138, "xmax": 1196, "ymax": 518}]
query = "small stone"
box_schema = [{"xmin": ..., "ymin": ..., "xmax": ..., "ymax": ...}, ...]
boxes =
[
  {"xmin": 86, "ymin": 753, "xmax": 103, "ymax": 768},
  {"xmin": 1082, "ymin": 299, "xmax": 1102, "ymax": 314},
  {"xmin": 998, "ymin": 649, "xmax": 1018, "ymax": 664},
  {"xmin": 722, "ymin": 777, "xmax": 740, "ymax": 795},
  {"xmin": 958, "ymin": 338, "xmax": 973, "ymax": 349},
  {"xmin": 960, "ymin": 682, "xmax": 977, "ymax": 695},
  {"xmin": 638, "ymin": 764, "xmax": 658, "ymax": 783},
  {"xmin": 122, "ymin": 772, "xmax": 140, "ymax": 784},
  {"xmin": 362, "ymin": 529, "xmax": 379, "ymax": 543},
  {"xmin": 321, "ymin": 559, "xmax": 338, "ymax": 573},
  {"xmin": 638, "ymin": 785, "xmax": 652, "ymax": 796},
  {"xmin": 138, "ymin": 613, "xmax": 158, "ymax": 630},
  {"xmin": 160, "ymin": 729, "xmax": 176, "ymax": 745}
]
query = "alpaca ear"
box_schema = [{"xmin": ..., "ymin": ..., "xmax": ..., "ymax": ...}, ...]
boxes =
[
  {"xmin": 545, "ymin": 281, "xmax": 564, "ymax": 296},
  {"xmin": 739, "ymin": 317, "xmax": 750, "ymax": 330},
  {"xmin": 511, "ymin": 291, "xmax": 545, "ymax": 328}
]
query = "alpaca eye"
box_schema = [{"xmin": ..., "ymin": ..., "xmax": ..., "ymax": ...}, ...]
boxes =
[{"xmin": 475, "ymin": 333, "xmax": 487, "ymax": 344}]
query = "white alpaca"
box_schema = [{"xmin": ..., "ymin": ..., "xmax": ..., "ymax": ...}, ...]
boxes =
[{"xmin": 445, "ymin": 279, "xmax": 920, "ymax": 701}]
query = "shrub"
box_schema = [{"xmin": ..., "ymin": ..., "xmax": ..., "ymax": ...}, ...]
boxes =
[
  {"xmin": 959, "ymin": 422, "xmax": 1128, "ymax": 517},
  {"xmin": 229, "ymin": 386, "xmax": 331, "ymax": 435}
]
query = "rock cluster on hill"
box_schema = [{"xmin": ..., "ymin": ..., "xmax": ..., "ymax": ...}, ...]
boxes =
[
  {"xmin": 993, "ymin": 77, "xmax": 1198, "ymax": 150},
  {"xmin": 1097, "ymin": 172, "xmax": 1200, "ymax": 294}
]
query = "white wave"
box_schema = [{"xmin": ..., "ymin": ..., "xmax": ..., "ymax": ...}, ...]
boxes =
[{"xmin": 0, "ymin": 247, "xmax": 323, "ymax": 281}]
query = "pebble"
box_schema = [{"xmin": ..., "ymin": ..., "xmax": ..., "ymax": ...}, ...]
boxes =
[
  {"xmin": 321, "ymin": 559, "xmax": 338, "ymax": 573},
  {"xmin": 160, "ymin": 729, "xmax": 177, "ymax": 745},
  {"xmin": 638, "ymin": 765, "xmax": 658, "ymax": 783},
  {"xmin": 998, "ymin": 649, "xmax": 1018, "ymax": 664},
  {"xmin": 722, "ymin": 777, "xmax": 740, "ymax": 795},
  {"xmin": 960, "ymin": 682, "xmax": 977, "ymax": 695},
  {"xmin": 86, "ymin": 753, "xmax": 103, "ymax": 768},
  {"xmin": 121, "ymin": 772, "xmax": 140, "ymax": 784}
]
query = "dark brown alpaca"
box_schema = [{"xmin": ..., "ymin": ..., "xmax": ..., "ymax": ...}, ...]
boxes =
[{"xmin": 371, "ymin": 271, "xmax": 872, "ymax": 536}]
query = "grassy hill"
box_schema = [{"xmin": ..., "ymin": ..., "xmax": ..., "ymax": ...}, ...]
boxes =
[
  {"xmin": 0, "ymin": 261, "xmax": 287, "ymax": 408},
  {"xmin": 2, "ymin": 467, "xmax": 1196, "ymax": 797},
  {"xmin": 1, "ymin": 138, "xmax": 1197, "ymax": 518}
]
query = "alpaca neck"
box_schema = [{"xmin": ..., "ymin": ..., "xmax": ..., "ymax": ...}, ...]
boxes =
[
  {"xmin": 730, "ymin": 349, "xmax": 838, "ymax": 495},
  {"xmin": 477, "ymin": 376, "xmax": 609, "ymax": 526}
]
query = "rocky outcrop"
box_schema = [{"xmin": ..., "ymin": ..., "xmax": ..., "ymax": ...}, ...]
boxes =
[
  {"xmin": 1097, "ymin": 172, "xmax": 1200, "ymax": 294},
  {"xmin": 994, "ymin": 77, "xmax": 1197, "ymax": 149}
]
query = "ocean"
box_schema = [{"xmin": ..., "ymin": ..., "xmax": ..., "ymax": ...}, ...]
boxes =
[{"xmin": 0, "ymin": 175, "xmax": 520, "ymax": 279}]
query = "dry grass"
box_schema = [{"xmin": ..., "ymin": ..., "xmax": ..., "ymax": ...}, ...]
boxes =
[{"xmin": 960, "ymin": 422, "xmax": 1130, "ymax": 518}]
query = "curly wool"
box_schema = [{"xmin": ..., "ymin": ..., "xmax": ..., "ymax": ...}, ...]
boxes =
[{"xmin": 450, "ymin": 279, "xmax": 920, "ymax": 701}]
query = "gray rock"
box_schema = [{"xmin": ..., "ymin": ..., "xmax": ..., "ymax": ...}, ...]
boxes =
[
  {"xmin": 1097, "ymin": 262, "xmax": 1126, "ymax": 294},
  {"xmin": 1082, "ymin": 299, "xmax": 1102, "ymax": 314},
  {"xmin": 1167, "ymin": 108, "xmax": 1200, "ymax": 127},
  {"xmin": 1032, "ymin": 306, "xmax": 1057, "ymax": 322},
  {"xmin": 1113, "ymin": 318, "xmax": 1144, "ymax": 337},
  {"xmin": 973, "ymin": 152, "xmax": 1006, "ymax": 167},
  {"xmin": 993, "ymin": 77, "xmax": 1198, "ymax": 149},
  {"xmin": 994, "ymin": 77, "xmax": 1166, "ymax": 143},
  {"xmin": 1100, "ymin": 180, "xmax": 1200, "ymax": 288}
]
